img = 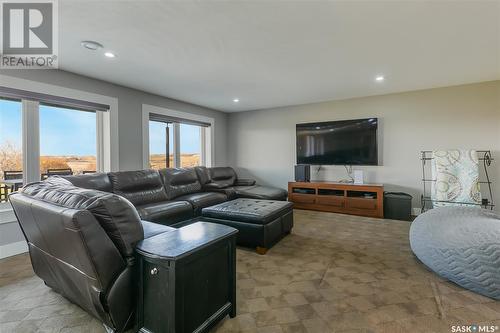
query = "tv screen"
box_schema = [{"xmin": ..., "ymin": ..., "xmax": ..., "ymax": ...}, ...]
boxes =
[{"xmin": 296, "ymin": 118, "xmax": 378, "ymax": 165}]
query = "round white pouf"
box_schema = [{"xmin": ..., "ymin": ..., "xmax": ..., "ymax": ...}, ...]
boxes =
[{"xmin": 409, "ymin": 206, "xmax": 500, "ymax": 300}]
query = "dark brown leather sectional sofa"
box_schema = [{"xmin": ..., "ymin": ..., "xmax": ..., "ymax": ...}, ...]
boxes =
[
  {"xmin": 63, "ymin": 166, "xmax": 287, "ymax": 225},
  {"xmin": 8, "ymin": 166, "xmax": 286, "ymax": 332}
]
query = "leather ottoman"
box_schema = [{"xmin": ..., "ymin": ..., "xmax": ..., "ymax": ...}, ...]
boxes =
[{"xmin": 201, "ymin": 198, "xmax": 293, "ymax": 254}]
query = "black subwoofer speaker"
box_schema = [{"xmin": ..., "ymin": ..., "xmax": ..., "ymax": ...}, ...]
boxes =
[{"xmin": 294, "ymin": 165, "xmax": 310, "ymax": 182}]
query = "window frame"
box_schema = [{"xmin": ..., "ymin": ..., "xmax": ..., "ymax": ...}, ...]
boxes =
[
  {"xmin": 3, "ymin": 98, "xmax": 106, "ymax": 184},
  {"xmin": 0, "ymin": 75, "xmax": 118, "ymax": 212},
  {"xmin": 142, "ymin": 104, "xmax": 214, "ymax": 169},
  {"xmin": 22, "ymin": 99, "xmax": 40, "ymax": 184}
]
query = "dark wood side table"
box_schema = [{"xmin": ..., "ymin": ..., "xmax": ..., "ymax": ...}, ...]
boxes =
[{"xmin": 135, "ymin": 221, "xmax": 238, "ymax": 333}]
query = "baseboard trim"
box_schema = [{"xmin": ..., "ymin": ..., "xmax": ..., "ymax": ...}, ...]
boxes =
[{"xmin": 0, "ymin": 241, "xmax": 28, "ymax": 259}]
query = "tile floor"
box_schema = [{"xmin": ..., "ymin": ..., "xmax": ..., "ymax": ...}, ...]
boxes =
[{"xmin": 1, "ymin": 210, "xmax": 499, "ymax": 333}]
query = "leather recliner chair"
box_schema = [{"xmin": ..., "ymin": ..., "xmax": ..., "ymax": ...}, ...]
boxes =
[{"xmin": 9, "ymin": 178, "xmax": 174, "ymax": 332}]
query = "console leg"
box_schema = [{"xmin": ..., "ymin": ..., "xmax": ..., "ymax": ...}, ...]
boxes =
[
  {"xmin": 229, "ymin": 304, "xmax": 236, "ymax": 318},
  {"xmin": 256, "ymin": 247, "xmax": 268, "ymax": 255}
]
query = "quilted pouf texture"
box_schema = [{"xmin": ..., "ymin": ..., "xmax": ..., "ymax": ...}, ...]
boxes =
[{"xmin": 410, "ymin": 207, "xmax": 500, "ymax": 299}]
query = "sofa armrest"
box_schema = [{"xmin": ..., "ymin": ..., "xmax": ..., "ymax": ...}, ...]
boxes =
[
  {"xmin": 141, "ymin": 220, "xmax": 176, "ymax": 239},
  {"xmin": 235, "ymin": 179, "xmax": 256, "ymax": 186}
]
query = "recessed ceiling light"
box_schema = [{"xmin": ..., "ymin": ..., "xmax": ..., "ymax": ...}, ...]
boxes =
[
  {"xmin": 233, "ymin": 98, "xmax": 239, "ymax": 103},
  {"xmin": 104, "ymin": 52, "xmax": 116, "ymax": 58},
  {"xmin": 375, "ymin": 75, "xmax": 385, "ymax": 82},
  {"xmin": 81, "ymin": 40, "xmax": 103, "ymax": 51}
]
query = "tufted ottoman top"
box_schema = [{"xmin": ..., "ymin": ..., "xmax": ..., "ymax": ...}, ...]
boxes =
[{"xmin": 201, "ymin": 198, "xmax": 293, "ymax": 224}]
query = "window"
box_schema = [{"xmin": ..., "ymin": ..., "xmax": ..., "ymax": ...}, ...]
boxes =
[
  {"xmin": 0, "ymin": 87, "xmax": 111, "ymax": 203},
  {"xmin": 179, "ymin": 123, "xmax": 202, "ymax": 167},
  {"xmin": 39, "ymin": 105, "xmax": 97, "ymax": 176},
  {"xmin": 149, "ymin": 120, "xmax": 207, "ymax": 168},
  {"xmin": 149, "ymin": 121, "xmax": 174, "ymax": 169},
  {"xmin": 0, "ymin": 99, "xmax": 23, "ymax": 202},
  {"xmin": 145, "ymin": 106, "xmax": 212, "ymax": 169}
]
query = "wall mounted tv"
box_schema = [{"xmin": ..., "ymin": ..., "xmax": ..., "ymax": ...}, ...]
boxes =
[{"xmin": 296, "ymin": 118, "xmax": 378, "ymax": 165}]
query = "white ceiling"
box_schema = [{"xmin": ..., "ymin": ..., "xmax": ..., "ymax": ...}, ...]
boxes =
[{"xmin": 59, "ymin": 1, "xmax": 500, "ymax": 112}]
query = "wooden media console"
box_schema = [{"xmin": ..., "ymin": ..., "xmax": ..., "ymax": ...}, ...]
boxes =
[{"xmin": 288, "ymin": 181, "xmax": 384, "ymax": 218}]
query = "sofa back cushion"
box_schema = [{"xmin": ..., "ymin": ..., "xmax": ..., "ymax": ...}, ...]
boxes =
[
  {"xmin": 159, "ymin": 168, "xmax": 202, "ymax": 200},
  {"xmin": 108, "ymin": 170, "xmax": 168, "ymax": 206},
  {"xmin": 20, "ymin": 178, "xmax": 144, "ymax": 257},
  {"xmin": 208, "ymin": 167, "xmax": 237, "ymax": 188},
  {"xmin": 61, "ymin": 173, "xmax": 113, "ymax": 192},
  {"xmin": 194, "ymin": 166, "xmax": 211, "ymax": 185}
]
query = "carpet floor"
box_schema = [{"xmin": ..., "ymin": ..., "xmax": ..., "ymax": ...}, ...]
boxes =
[{"xmin": 1, "ymin": 209, "xmax": 499, "ymax": 333}]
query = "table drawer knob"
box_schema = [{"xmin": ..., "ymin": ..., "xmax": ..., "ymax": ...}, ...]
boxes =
[{"xmin": 150, "ymin": 267, "xmax": 158, "ymax": 275}]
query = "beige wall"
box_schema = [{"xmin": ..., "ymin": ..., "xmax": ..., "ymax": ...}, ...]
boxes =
[{"xmin": 228, "ymin": 81, "xmax": 500, "ymax": 211}]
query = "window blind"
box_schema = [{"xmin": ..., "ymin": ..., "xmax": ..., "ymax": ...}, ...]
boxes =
[
  {"xmin": 0, "ymin": 86, "xmax": 110, "ymax": 112},
  {"xmin": 149, "ymin": 113, "xmax": 211, "ymax": 127}
]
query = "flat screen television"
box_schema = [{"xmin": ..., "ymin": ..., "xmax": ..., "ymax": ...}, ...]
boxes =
[{"xmin": 296, "ymin": 118, "xmax": 378, "ymax": 165}]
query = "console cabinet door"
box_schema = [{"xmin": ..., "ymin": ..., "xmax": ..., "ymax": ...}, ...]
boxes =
[
  {"xmin": 345, "ymin": 198, "xmax": 378, "ymax": 211},
  {"xmin": 141, "ymin": 261, "xmax": 172, "ymax": 333},
  {"xmin": 316, "ymin": 196, "xmax": 344, "ymax": 207},
  {"xmin": 177, "ymin": 244, "xmax": 230, "ymax": 333},
  {"xmin": 289, "ymin": 194, "xmax": 315, "ymax": 204}
]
